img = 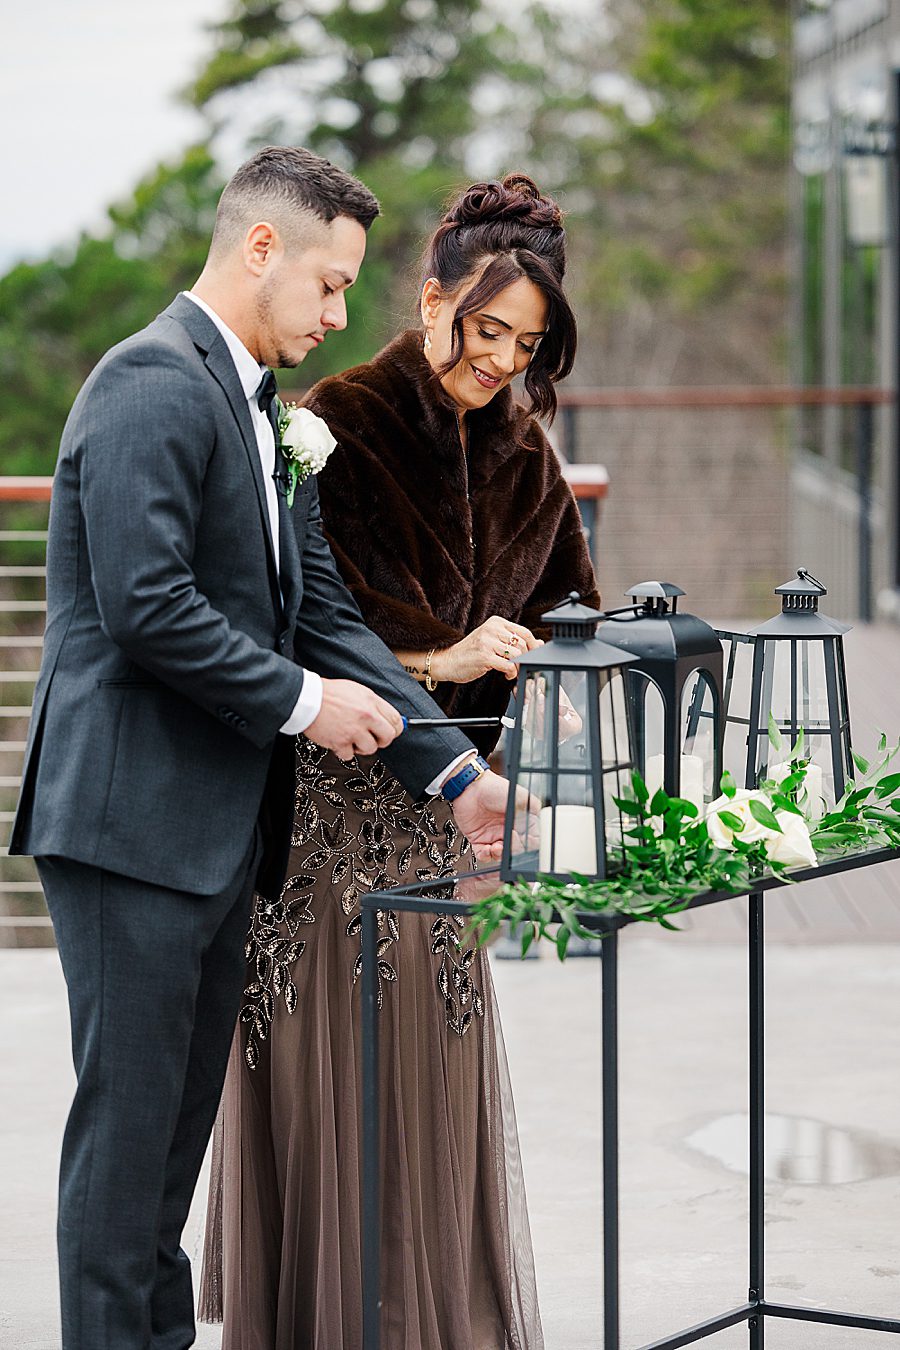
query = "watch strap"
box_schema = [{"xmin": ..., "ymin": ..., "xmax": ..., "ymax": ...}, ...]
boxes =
[{"xmin": 441, "ymin": 754, "xmax": 490, "ymax": 802}]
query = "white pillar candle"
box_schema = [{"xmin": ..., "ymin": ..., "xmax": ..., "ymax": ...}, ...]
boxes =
[
  {"xmin": 645, "ymin": 754, "xmax": 665, "ymax": 798},
  {"xmin": 539, "ymin": 805, "xmax": 598, "ymax": 875},
  {"xmin": 679, "ymin": 754, "xmax": 705, "ymax": 812},
  {"xmin": 644, "ymin": 753, "xmax": 704, "ymax": 810}
]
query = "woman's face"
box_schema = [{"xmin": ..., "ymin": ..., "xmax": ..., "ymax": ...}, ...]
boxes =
[{"xmin": 421, "ymin": 274, "xmax": 549, "ymax": 415}]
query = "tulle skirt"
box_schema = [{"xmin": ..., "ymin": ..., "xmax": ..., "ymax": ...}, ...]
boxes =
[{"xmin": 200, "ymin": 740, "xmax": 543, "ymax": 1350}]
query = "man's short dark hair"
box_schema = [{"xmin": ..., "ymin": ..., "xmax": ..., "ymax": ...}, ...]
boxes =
[{"xmin": 209, "ymin": 145, "xmax": 380, "ymax": 257}]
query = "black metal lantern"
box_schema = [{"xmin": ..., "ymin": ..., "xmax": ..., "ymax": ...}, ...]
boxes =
[
  {"xmin": 598, "ymin": 582, "xmax": 724, "ymax": 810},
  {"xmin": 500, "ymin": 593, "xmax": 638, "ymax": 883},
  {"xmin": 727, "ymin": 569, "xmax": 853, "ymax": 810}
]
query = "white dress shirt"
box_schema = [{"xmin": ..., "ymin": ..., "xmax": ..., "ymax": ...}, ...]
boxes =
[{"xmin": 183, "ymin": 292, "xmax": 322, "ymax": 734}]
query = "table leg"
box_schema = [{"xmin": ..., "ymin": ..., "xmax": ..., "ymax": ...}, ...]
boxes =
[
  {"xmin": 602, "ymin": 931, "xmax": 620, "ymax": 1349},
  {"xmin": 362, "ymin": 905, "xmax": 381, "ymax": 1350},
  {"xmin": 749, "ymin": 891, "xmax": 765, "ymax": 1348}
]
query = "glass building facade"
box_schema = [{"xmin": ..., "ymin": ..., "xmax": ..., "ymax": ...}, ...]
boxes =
[{"xmin": 791, "ymin": 0, "xmax": 897, "ymax": 618}]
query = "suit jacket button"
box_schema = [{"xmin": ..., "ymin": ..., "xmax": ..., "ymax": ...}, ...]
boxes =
[{"xmin": 238, "ymin": 718, "xmax": 248, "ymax": 730}]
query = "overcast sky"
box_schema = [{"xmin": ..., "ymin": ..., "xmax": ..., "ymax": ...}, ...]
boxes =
[{"xmin": 0, "ymin": 0, "xmax": 224, "ymax": 270}]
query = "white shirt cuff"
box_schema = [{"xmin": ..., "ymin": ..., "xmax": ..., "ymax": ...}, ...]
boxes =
[
  {"xmin": 280, "ymin": 669, "xmax": 323, "ymax": 734},
  {"xmin": 425, "ymin": 751, "xmax": 477, "ymax": 798}
]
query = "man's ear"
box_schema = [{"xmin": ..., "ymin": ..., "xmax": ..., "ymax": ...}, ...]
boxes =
[{"xmin": 244, "ymin": 221, "xmax": 278, "ymax": 277}]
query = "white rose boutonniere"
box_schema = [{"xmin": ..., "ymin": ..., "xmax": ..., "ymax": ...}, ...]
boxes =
[{"xmin": 276, "ymin": 403, "xmax": 337, "ymax": 507}]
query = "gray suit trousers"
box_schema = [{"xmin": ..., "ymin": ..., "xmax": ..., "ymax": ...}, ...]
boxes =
[{"xmin": 37, "ymin": 832, "xmax": 261, "ymax": 1350}]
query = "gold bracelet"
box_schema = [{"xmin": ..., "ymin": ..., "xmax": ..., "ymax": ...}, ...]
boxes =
[{"xmin": 424, "ymin": 648, "xmax": 437, "ymax": 692}]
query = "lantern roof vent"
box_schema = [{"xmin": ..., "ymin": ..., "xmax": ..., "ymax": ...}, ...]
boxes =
[
  {"xmin": 776, "ymin": 568, "xmax": 827, "ymax": 613},
  {"xmin": 542, "ymin": 591, "xmax": 604, "ymax": 640},
  {"xmin": 524, "ymin": 593, "xmax": 638, "ymax": 671},
  {"xmin": 625, "ymin": 580, "xmax": 684, "ymax": 616}
]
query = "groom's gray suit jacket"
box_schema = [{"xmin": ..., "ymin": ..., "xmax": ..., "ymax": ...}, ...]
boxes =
[{"xmin": 10, "ymin": 294, "xmax": 471, "ymax": 898}]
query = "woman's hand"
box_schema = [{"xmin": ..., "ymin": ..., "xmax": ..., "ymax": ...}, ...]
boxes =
[
  {"xmin": 432, "ymin": 617, "xmax": 542, "ymax": 684},
  {"xmin": 522, "ymin": 680, "xmax": 583, "ymax": 741}
]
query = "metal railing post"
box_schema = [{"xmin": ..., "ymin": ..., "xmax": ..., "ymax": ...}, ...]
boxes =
[
  {"xmin": 601, "ymin": 930, "xmax": 620, "ymax": 1349},
  {"xmin": 561, "ymin": 402, "xmax": 579, "ymax": 461},
  {"xmin": 749, "ymin": 890, "xmax": 765, "ymax": 1347},
  {"xmin": 856, "ymin": 400, "xmax": 874, "ymax": 622}
]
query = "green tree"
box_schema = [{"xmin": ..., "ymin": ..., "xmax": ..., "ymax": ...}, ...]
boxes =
[
  {"xmin": 182, "ymin": 0, "xmax": 788, "ymax": 383},
  {"xmin": 0, "ymin": 147, "xmax": 223, "ymax": 474},
  {"xmin": 0, "ymin": 0, "xmax": 790, "ymax": 476},
  {"xmin": 560, "ymin": 0, "xmax": 789, "ymax": 382},
  {"xmin": 181, "ymin": 0, "xmax": 568, "ymax": 377}
]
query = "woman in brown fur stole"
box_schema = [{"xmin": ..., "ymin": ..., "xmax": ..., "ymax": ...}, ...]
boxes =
[{"xmin": 201, "ymin": 175, "xmax": 599, "ymax": 1349}]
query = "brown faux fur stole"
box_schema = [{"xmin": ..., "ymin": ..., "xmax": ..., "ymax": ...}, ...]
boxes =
[{"xmin": 306, "ymin": 329, "xmax": 600, "ymax": 754}]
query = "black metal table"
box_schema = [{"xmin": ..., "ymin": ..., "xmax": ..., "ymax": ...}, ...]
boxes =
[{"xmin": 360, "ymin": 847, "xmax": 900, "ymax": 1348}]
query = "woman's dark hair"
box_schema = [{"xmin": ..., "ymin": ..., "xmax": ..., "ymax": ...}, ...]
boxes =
[{"xmin": 422, "ymin": 173, "xmax": 576, "ymax": 422}]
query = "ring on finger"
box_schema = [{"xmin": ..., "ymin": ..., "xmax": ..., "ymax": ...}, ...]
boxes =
[
  {"xmin": 507, "ymin": 633, "xmax": 519, "ymax": 647},
  {"xmin": 501, "ymin": 648, "xmax": 510, "ymax": 659}
]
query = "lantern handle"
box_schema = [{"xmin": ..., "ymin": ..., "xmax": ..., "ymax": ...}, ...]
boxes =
[
  {"xmin": 597, "ymin": 603, "xmax": 644, "ymax": 620},
  {"xmin": 797, "ymin": 567, "xmax": 825, "ymax": 589}
]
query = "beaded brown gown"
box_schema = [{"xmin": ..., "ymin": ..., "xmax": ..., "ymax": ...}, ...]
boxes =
[{"xmin": 199, "ymin": 738, "xmax": 543, "ymax": 1349}]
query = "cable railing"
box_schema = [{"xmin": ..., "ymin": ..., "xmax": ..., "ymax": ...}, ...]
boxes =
[{"xmin": 0, "ymin": 486, "xmax": 50, "ymax": 944}]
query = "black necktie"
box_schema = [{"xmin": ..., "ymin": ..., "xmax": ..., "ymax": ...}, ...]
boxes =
[
  {"xmin": 255, "ymin": 370, "xmax": 293, "ymax": 619},
  {"xmin": 256, "ymin": 369, "xmax": 291, "ymax": 497},
  {"xmin": 256, "ymin": 368, "xmax": 280, "ymax": 446}
]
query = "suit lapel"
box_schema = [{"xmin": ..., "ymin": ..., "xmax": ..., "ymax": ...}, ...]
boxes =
[
  {"xmin": 204, "ymin": 342, "xmax": 279, "ymax": 575},
  {"xmin": 278, "ymin": 488, "xmax": 302, "ymax": 623},
  {"xmin": 162, "ymin": 294, "xmax": 279, "ymax": 581}
]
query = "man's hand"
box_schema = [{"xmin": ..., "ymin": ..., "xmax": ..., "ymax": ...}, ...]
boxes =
[
  {"xmin": 451, "ymin": 770, "xmax": 538, "ymax": 864},
  {"xmin": 305, "ymin": 678, "xmax": 404, "ymax": 760}
]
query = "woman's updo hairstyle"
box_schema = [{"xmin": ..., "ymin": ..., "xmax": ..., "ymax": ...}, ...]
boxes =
[{"xmin": 422, "ymin": 173, "xmax": 576, "ymax": 421}]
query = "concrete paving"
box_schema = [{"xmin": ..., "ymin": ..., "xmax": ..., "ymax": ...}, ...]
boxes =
[{"xmin": 2, "ymin": 898, "xmax": 899, "ymax": 1349}]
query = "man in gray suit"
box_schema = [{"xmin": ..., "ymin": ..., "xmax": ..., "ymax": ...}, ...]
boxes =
[{"xmin": 11, "ymin": 146, "xmax": 511, "ymax": 1350}]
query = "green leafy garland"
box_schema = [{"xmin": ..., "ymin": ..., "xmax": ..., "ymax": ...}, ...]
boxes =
[{"xmin": 469, "ymin": 723, "xmax": 900, "ymax": 960}]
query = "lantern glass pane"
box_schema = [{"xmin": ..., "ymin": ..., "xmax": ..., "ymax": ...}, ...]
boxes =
[
  {"xmin": 508, "ymin": 665, "xmax": 633, "ymax": 878},
  {"xmin": 719, "ymin": 632, "xmax": 756, "ymax": 786},
  {"xmin": 626, "ymin": 670, "xmax": 666, "ymax": 794},
  {"xmin": 681, "ymin": 670, "xmax": 718, "ymax": 806},
  {"xmin": 750, "ymin": 638, "xmax": 848, "ymax": 809},
  {"xmin": 510, "ymin": 667, "xmax": 597, "ymax": 876},
  {"xmin": 599, "ymin": 669, "xmax": 632, "ymax": 869}
]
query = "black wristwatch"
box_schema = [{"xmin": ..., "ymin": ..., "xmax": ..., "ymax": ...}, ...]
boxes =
[{"xmin": 441, "ymin": 755, "xmax": 490, "ymax": 802}]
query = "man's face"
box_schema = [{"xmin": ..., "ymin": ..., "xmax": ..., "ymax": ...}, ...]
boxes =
[{"xmin": 254, "ymin": 215, "xmax": 367, "ymax": 369}]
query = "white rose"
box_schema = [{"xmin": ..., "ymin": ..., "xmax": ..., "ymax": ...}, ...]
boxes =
[
  {"xmin": 764, "ymin": 759, "xmax": 825, "ymax": 821},
  {"xmin": 705, "ymin": 790, "xmax": 817, "ymax": 869},
  {"xmin": 765, "ymin": 811, "xmax": 817, "ymax": 867},
  {"xmin": 281, "ymin": 406, "xmax": 337, "ymax": 461},
  {"xmin": 705, "ymin": 788, "xmax": 777, "ymax": 849}
]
